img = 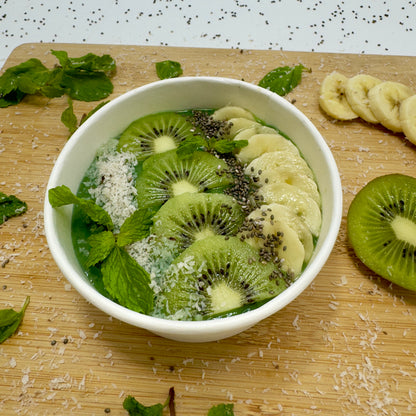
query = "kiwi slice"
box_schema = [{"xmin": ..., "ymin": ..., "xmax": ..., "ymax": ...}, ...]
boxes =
[
  {"xmin": 151, "ymin": 193, "xmax": 245, "ymax": 251},
  {"xmin": 160, "ymin": 235, "xmax": 286, "ymax": 320},
  {"xmin": 117, "ymin": 112, "xmax": 200, "ymax": 160},
  {"xmin": 347, "ymin": 174, "xmax": 416, "ymax": 291},
  {"xmin": 135, "ymin": 149, "xmax": 232, "ymax": 209}
]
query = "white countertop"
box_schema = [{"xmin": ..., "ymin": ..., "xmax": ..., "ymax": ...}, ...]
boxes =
[{"xmin": 1, "ymin": 0, "xmax": 416, "ymax": 69}]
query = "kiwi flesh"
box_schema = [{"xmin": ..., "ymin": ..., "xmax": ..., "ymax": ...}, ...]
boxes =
[
  {"xmin": 135, "ymin": 149, "xmax": 232, "ymax": 209},
  {"xmin": 347, "ymin": 174, "xmax": 416, "ymax": 291},
  {"xmin": 160, "ymin": 236, "xmax": 286, "ymax": 320},
  {"xmin": 151, "ymin": 192, "xmax": 245, "ymax": 251},
  {"xmin": 117, "ymin": 112, "xmax": 200, "ymax": 160}
]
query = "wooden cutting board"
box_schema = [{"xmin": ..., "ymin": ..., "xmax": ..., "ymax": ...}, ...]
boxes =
[{"xmin": 1, "ymin": 43, "xmax": 416, "ymax": 416}]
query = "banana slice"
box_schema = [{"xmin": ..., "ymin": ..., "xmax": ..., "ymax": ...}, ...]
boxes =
[
  {"xmin": 319, "ymin": 72, "xmax": 359, "ymax": 120},
  {"xmin": 345, "ymin": 74, "xmax": 382, "ymax": 123},
  {"xmin": 245, "ymin": 159, "xmax": 321, "ymax": 205},
  {"xmin": 368, "ymin": 81, "xmax": 414, "ymax": 132},
  {"xmin": 236, "ymin": 133, "xmax": 299, "ymax": 164},
  {"xmin": 399, "ymin": 94, "xmax": 416, "ymax": 145},
  {"xmin": 257, "ymin": 182, "xmax": 322, "ymax": 236},
  {"xmin": 228, "ymin": 117, "xmax": 260, "ymax": 138},
  {"xmin": 212, "ymin": 106, "xmax": 255, "ymax": 121},
  {"xmin": 246, "ymin": 150, "xmax": 314, "ymax": 179},
  {"xmin": 241, "ymin": 207, "xmax": 305, "ymax": 276},
  {"xmin": 233, "ymin": 125, "xmax": 277, "ymax": 141},
  {"xmin": 261, "ymin": 203, "xmax": 314, "ymax": 262}
]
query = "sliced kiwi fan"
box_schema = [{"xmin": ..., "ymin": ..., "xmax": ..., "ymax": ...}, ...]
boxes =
[
  {"xmin": 160, "ymin": 236, "xmax": 287, "ymax": 319},
  {"xmin": 117, "ymin": 111, "xmax": 200, "ymax": 160},
  {"xmin": 348, "ymin": 174, "xmax": 416, "ymax": 291},
  {"xmin": 151, "ymin": 192, "xmax": 245, "ymax": 252},
  {"xmin": 135, "ymin": 149, "xmax": 233, "ymax": 209}
]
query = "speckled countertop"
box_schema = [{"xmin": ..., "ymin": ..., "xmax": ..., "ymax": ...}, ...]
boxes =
[{"xmin": 1, "ymin": 0, "xmax": 415, "ymax": 68}]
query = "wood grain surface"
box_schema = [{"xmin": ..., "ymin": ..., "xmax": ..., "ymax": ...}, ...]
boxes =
[{"xmin": 1, "ymin": 43, "xmax": 416, "ymax": 416}]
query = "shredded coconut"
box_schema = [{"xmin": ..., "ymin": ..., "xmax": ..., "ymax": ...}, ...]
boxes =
[{"xmin": 86, "ymin": 141, "xmax": 138, "ymax": 231}]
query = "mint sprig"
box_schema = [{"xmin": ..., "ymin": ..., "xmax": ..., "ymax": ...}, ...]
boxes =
[
  {"xmin": 0, "ymin": 50, "xmax": 116, "ymax": 108},
  {"xmin": 123, "ymin": 388, "xmax": 172, "ymax": 416},
  {"xmin": 48, "ymin": 185, "xmax": 154, "ymax": 314},
  {"xmin": 212, "ymin": 139, "xmax": 248, "ymax": 154},
  {"xmin": 48, "ymin": 184, "xmax": 113, "ymax": 230},
  {"xmin": 0, "ymin": 297, "xmax": 30, "ymax": 344},
  {"xmin": 177, "ymin": 135, "xmax": 248, "ymax": 159},
  {"xmin": 258, "ymin": 64, "xmax": 311, "ymax": 96},
  {"xmin": 61, "ymin": 97, "xmax": 109, "ymax": 137},
  {"xmin": 123, "ymin": 388, "xmax": 234, "ymax": 416},
  {"xmin": 0, "ymin": 191, "xmax": 27, "ymax": 225}
]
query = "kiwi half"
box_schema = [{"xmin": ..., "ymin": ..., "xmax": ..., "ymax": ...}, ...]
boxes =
[
  {"xmin": 117, "ymin": 112, "xmax": 200, "ymax": 160},
  {"xmin": 347, "ymin": 174, "xmax": 416, "ymax": 291},
  {"xmin": 151, "ymin": 193, "xmax": 245, "ymax": 251},
  {"xmin": 135, "ymin": 149, "xmax": 232, "ymax": 209},
  {"xmin": 160, "ymin": 235, "xmax": 286, "ymax": 320}
]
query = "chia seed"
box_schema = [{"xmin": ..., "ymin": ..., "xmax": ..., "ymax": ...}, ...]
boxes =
[{"xmin": 189, "ymin": 110, "xmax": 232, "ymax": 139}]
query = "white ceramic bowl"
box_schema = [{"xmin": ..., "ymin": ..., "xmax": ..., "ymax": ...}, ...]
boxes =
[{"xmin": 44, "ymin": 77, "xmax": 342, "ymax": 343}]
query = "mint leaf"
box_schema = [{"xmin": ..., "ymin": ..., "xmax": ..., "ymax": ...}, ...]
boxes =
[
  {"xmin": 207, "ymin": 403, "xmax": 235, "ymax": 416},
  {"xmin": 117, "ymin": 209, "xmax": 154, "ymax": 247},
  {"xmin": 176, "ymin": 135, "xmax": 207, "ymax": 158},
  {"xmin": 48, "ymin": 184, "xmax": 78, "ymax": 206},
  {"xmin": 0, "ymin": 89, "xmax": 26, "ymax": 107},
  {"xmin": 14, "ymin": 63, "xmax": 53, "ymax": 95},
  {"xmin": 48, "ymin": 185, "xmax": 113, "ymax": 230},
  {"xmin": 213, "ymin": 139, "xmax": 248, "ymax": 154},
  {"xmin": 101, "ymin": 246, "xmax": 153, "ymax": 314},
  {"xmin": 0, "ymin": 297, "xmax": 30, "ymax": 344},
  {"xmin": 0, "ymin": 58, "xmax": 49, "ymax": 107},
  {"xmin": 0, "ymin": 191, "xmax": 27, "ymax": 224},
  {"xmin": 39, "ymin": 67, "xmax": 66, "ymax": 98},
  {"xmin": 258, "ymin": 64, "xmax": 310, "ymax": 96},
  {"xmin": 62, "ymin": 99, "xmax": 109, "ymax": 137},
  {"xmin": 85, "ymin": 231, "xmax": 116, "ymax": 268},
  {"xmin": 60, "ymin": 70, "xmax": 113, "ymax": 101},
  {"xmin": 123, "ymin": 388, "xmax": 174, "ymax": 416},
  {"xmin": 61, "ymin": 97, "xmax": 78, "ymax": 135},
  {"xmin": 123, "ymin": 395, "xmax": 164, "ymax": 416},
  {"xmin": 51, "ymin": 50, "xmax": 116, "ymax": 74},
  {"xmin": 52, "ymin": 50, "xmax": 115, "ymax": 100},
  {"xmin": 155, "ymin": 60, "xmax": 183, "ymax": 80}
]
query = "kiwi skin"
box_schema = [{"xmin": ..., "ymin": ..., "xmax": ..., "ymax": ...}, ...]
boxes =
[{"xmin": 347, "ymin": 174, "xmax": 416, "ymax": 291}]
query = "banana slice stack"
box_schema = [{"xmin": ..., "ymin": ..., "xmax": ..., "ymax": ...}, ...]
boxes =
[
  {"xmin": 213, "ymin": 106, "xmax": 322, "ymax": 277},
  {"xmin": 319, "ymin": 72, "xmax": 416, "ymax": 145}
]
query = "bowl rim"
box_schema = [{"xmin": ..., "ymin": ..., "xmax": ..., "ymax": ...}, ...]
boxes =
[{"xmin": 44, "ymin": 76, "xmax": 343, "ymax": 339}]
